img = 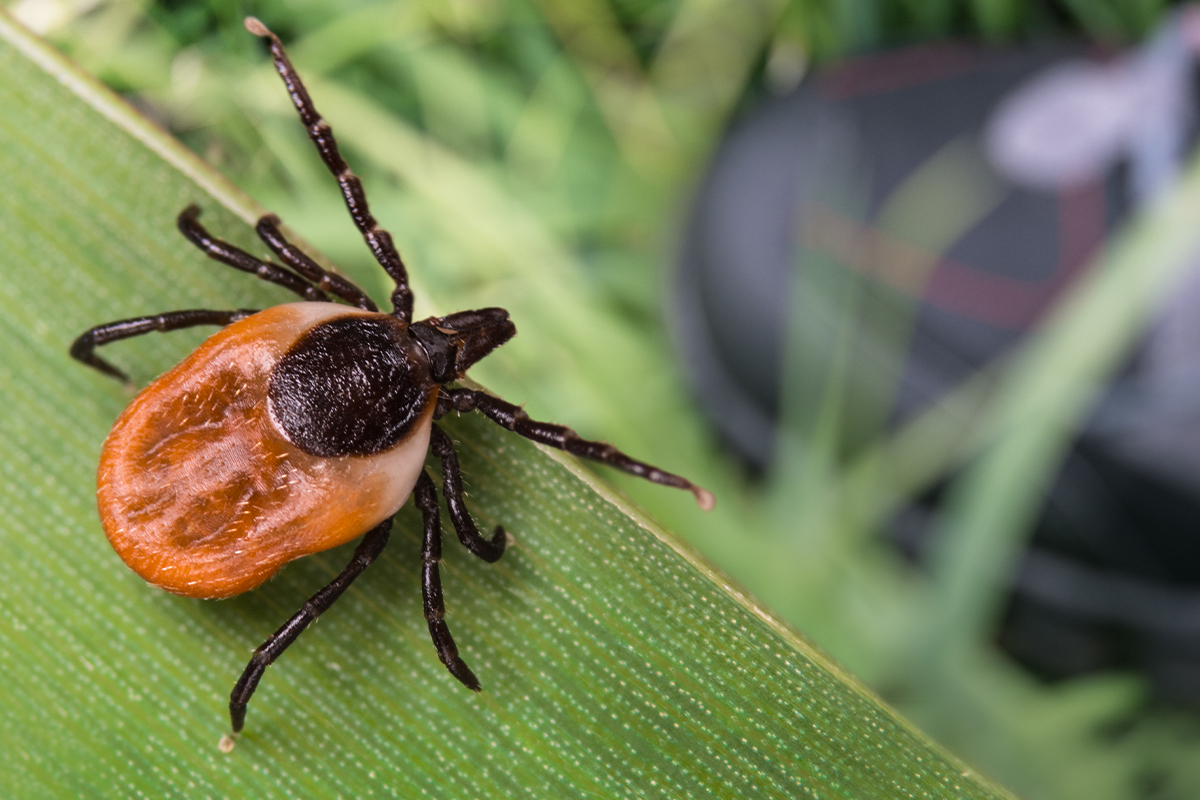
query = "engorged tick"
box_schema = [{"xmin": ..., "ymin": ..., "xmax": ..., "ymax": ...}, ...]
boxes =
[{"xmin": 70, "ymin": 16, "xmax": 714, "ymax": 744}]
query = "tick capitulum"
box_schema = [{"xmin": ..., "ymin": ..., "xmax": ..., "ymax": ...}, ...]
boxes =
[{"xmin": 71, "ymin": 16, "xmax": 714, "ymax": 742}]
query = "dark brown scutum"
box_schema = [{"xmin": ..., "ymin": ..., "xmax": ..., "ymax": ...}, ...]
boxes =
[{"xmin": 268, "ymin": 315, "xmax": 435, "ymax": 457}]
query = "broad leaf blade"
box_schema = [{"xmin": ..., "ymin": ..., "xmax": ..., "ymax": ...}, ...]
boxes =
[{"xmin": 0, "ymin": 14, "xmax": 1014, "ymax": 799}]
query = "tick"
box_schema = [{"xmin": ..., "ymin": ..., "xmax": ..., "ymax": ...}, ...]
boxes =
[{"xmin": 71, "ymin": 17, "xmax": 713, "ymax": 740}]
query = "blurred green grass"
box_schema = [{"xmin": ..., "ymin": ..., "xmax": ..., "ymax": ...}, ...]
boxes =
[{"xmin": 12, "ymin": 0, "xmax": 1200, "ymax": 798}]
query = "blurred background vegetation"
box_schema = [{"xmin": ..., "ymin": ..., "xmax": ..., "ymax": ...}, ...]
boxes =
[{"xmin": 12, "ymin": 0, "xmax": 1200, "ymax": 797}]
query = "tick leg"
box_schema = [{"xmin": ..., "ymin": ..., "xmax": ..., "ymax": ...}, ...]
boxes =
[
  {"xmin": 414, "ymin": 470, "xmax": 482, "ymax": 691},
  {"xmin": 255, "ymin": 214, "xmax": 379, "ymax": 311},
  {"xmin": 229, "ymin": 517, "xmax": 392, "ymax": 734},
  {"xmin": 70, "ymin": 308, "xmax": 259, "ymax": 384},
  {"xmin": 244, "ymin": 17, "xmax": 414, "ymax": 322},
  {"xmin": 436, "ymin": 388, "xmax": 715, "ymax": 510},
  {"xmin": 430, "ymin": 424, "xmax": 506, "ymax": 563},
  {"xmin": 177, "ymin": 205, "xmax": 328, "ymax": 303}
]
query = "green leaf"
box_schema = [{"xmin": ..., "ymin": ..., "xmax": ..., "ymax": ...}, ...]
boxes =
[{"xmin": 0, "ymin": 13, "xmax": 1015, "ymax": 798}]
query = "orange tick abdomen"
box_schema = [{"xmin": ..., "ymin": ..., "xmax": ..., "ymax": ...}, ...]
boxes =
[{"xmin": 97, "ymin": 303, "xmax": 435, "ymax": 599}]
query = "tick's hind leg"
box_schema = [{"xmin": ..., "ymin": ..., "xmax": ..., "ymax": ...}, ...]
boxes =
[
  {"xmin": 177, "ymin": 205, "xmax": 329, "ymax": 303},
  {"xmin": 71, "ymin": 308, "xmax": 258, "ymax": 384},
  {"xmin": 430, "ymin": 425, "xmax": 506, "ymax": 563},
  {"xmin": 228, "ymin": 517, "xmax": 392, "ymax": 734},
  {"xmin": 414, "ymin": 470, "xmax": 481, "ymax": 691},
  {"xmin": 436, "ymin": 388, "xmax": 715, "ymax": 510}
]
